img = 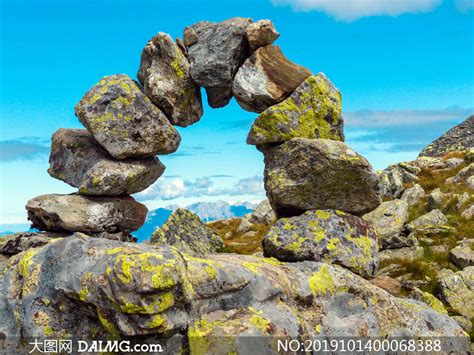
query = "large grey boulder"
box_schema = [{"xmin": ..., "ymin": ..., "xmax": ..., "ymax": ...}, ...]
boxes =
[
  {"xmin": 438, "ymin": 267, "xmax": 474, "ymax": 319},
  {"xmin": 185, "ymin": 17, "xmax": 252, "ymax": 108},
  {"xmin": 137, "ymin": 32, "xmax": 203, "ymax": 127},
  {"xmin": 75, "ymin": 74, "xmax": 181, "ymax": 159},
  {"xmin": 233, "ymin": 45, "xmax": 312, "ymax": 113},
  {"xmin": 48, "ymin": 129, "xmax": 164, "ymax": 195},
  {"xmin": 150, "ymin": 208, "xmax": 224, "ymax": 254},
  {"xmin": 263, "ymin": 138, "xmax": 381, "ymax": 217},
  {"xmin": 263, "ymin": 210, "xmax": 379, "ymax": 278},
  {"xmin": 26, "ymin": 194, "xmax": 147, "ymax": 233},
  {"xmin": 245, "ymin": 19, "xmax": 279, "ymax": 51},
  {"xmin": 246, "ymin": 74, "xmax": 343, "ymax": 145},
  {"xmin": 0, "ymin": 236, "xmax": 467, "ymax": 354}
]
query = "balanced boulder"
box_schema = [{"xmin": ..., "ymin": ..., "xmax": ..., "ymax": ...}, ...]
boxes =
[
  {"xmin": 48, "ymin": 129, "xmax": 164, "ymax": 195},
  {"xmin": 263, "ymin": 210, "xmax": 379, "ymax": 277},
  {"xmin": 263, "ymin": 138, "xmax": 381, "ymax": 217},
  {"xmin": 233, "ymin": 45, "xmax": 312, "ymax": 113},
  {"xmin": 137, "ymin": 32, "xmax": 203, "ymax": 127},
  {"xmin": 245, "ymin": 19, "xmax": 279, "ymax": 51},
  {"xmin": 185, "ymin": 17, "xmax": 252, "ymax": 108},
  {"xmin": 75, "ymin": 74, "xmax": 181, "ymax": 159},
  {"xmin": 26, "ymin": 194, "xmax": 147, "ymax": 233}
]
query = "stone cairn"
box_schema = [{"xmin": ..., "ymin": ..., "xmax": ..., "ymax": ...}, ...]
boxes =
[{"xmin": 26, "ymin": 18, "xmax": 382, "ymax": 258}]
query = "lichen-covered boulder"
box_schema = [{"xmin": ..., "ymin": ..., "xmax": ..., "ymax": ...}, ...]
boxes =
[
  {"xmin": 26, "ymin": 194, "xmax": 147, "ymax": 233},
  {"xmin": 401, "ymin": 184, "xmax": 425, "ymax": 207},
  {"xmin": 406, "ymin": 209, "xmax": 455, "ymax": 235},
  {"xmin": 263, "ymin": 210, "xmax": 379, "ymax": 278},
  {"xmin": 246, "ymin": 74, "xmax": 343, "ymax": 145},
  {"xmin": 410, "ymin": 287, "xmax": 448, "ymax": 315},
  {"xmin": 438, "ymin": 266, "xmax": 474, "ymax": 319},
  {"xmin": 0, "ymin": 236, "xmax": 467, "ymax": 354},
  {"xmin": 245, "ymin": 19, "xmax": 279, "ymax": 51},
  {"xmin": 419, "ymin": 115, "xmax": 473, "ymax": 157},
  {"xmin": 363, "ymin": 200, "xmax": 410, "ymax": 250},
  {"xmin": 48, "ymin": 129, "xmax": 164, "ymax": 195},
  {"xmin": 151, "ymin": 209, "xmax": 224, "ymax": 254},
  {"xmin": 263, "ymin": 138, "xmax": 381, "ymax": 217},
  {"xmin": 449, "ymin": 240, "xmax": 474, "ymax": 269},
  {"xmin": 185, "ymin": 17, "xmax": 252, "ymax": 108},
  {"xmin": 75, "ymin": 74, "xmax": 181, "ymax": 159},
  {"xmin": 378, "ymin": 162, "xmax": 420, "ymax": 199},
  {"xmin": 233, "ymin": 45, "xmax": 312, "ymax": 113},
  {"xmin": 137, "ymin": 32, "xmax": 203, "ymax": 127}
]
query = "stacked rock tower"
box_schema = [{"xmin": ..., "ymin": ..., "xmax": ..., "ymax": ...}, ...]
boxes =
[{"xmin": 25, "ymin": 17, "xmax": 382, "ymax": 251}]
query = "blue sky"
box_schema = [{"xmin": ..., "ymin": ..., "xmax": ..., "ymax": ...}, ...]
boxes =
[{"xmin": 0, "ymin": 0, "xmax": 473, "ymax": 226}]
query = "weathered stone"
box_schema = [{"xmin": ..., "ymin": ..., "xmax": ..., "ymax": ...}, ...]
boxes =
[
  {"xmin": 48, "ymin": 129, "xmax": 164, "ymax": 196},
  {"xmin": 263, "ymin": 138, "xmax": 381, "ymax": 217},
  {"xmin": 406, "ymin": 209, "xmax": 455, "ymax": 235},
  {"xmin": 438, "ymin": 266, "xmax": 474, "ymax": 319},
  {"xmin": 151, "ymin": 209, "xmax": 224, "ymax": 254},
  {"xmin": 246, "ymin": 74, "xmax": 343, "ymax": 145},
  {"xmin": 26, "ymin": 194, "xmax": 147, "ymax": 233},
  {"xmin": 379, "ymin": 246, "xmax": 424, "ymax": 263},
  {"xmin": 461, "ymin": 204, "xmax": 474, "ymax": 220},
  {"xmin": 452, "ymin": 316, "xmax": 472, "ymax": 334},
  {"xmin": 446, "ymin": 163, "xmax": 474, "ymax": 185},
  {"xmin": 0, "ymin": 236, "xmax": 467, "ymax": 354},
  {"xmin": 419, "ymin": 115, "xmax": 473, "ymax": 157},
  {"xmin": 137, "ymin": 32, "xmax": 203, "ymax": 127},
  {"xmin": 263, "ymin": 210, "xmax": 379, "ymax": 277},
  {"xmin": 245, "ymin": 19, "xmax": 279, "ymax": 51},
  {"xmin": 245, "ymin": 199, "xmax": 276, "ymax": 226},
  {"xmin": 427, "ymin": 188, "xmax": 449, "ymax": 211},
  {"xmin": 362, "ymin": 200, "xmax": 410, "ymax": 250},
  {"xmin": 378, "ymin": 162, "xmax": 420, "ymax": 199},
  {"xmin": 234, "ymin": 45, "xmax": 312, "ymax": 113},
  {"xmin": 449, "ymin": 240, "xmax": 474, "ymax": 268},
  {"xmin": 370, "ymin": 276, "xmax": 401, "ymax": 296},
  {"xmin": 185, "ymin": 17, "xmax": 253, "ymax": 108},
  {"xmin": 409, "ymin": 288, "xmax": 448, "ymax": 315},
  {"xmin": 0, "ymin": 232, "xmax": 65, "ymax": 256},
  {"xmin": 75, "ymin": 74, "xmax": 180, "ymax": 159},
  {"xmin": 401, "ymin": 184, "xmax": 425, "ymax": 207}
]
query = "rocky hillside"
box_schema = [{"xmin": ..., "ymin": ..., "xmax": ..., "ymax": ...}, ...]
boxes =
[{"xmin": 0, "ymin": 17, "xmax": 472, "ymax": 354}]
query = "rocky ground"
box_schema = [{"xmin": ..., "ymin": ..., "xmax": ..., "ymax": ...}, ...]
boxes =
[{"xmin": 0, "ymin": 16, "xmax": 473, "ymax": 354}]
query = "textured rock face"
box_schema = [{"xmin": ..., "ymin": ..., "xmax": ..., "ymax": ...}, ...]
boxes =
[
  {"xmin": 264, "ymin": 138, "xmax": 381, "ymax": 217},
  {"xmin": 0, "ymin": 232, "xmax": 65, "ymax": 256},
  {"xmin": 0, "ymin": 236, "xmax": 467, "ymax": 354},
  {"xmin": 245, "ymin": 199, "xmax": 276, "ymax": 225},
  {"xmin": 400, "ymin": 184, "xmax": 425, "ymax": 207},
  {"xmin": 446, "ymin": 162, "xmax": 474, "ymax": 185},
  {"xmin": 246, "ymin": 74, "xmax": 343, "ymax": 145},
  {"xmin": 185, "ymin": 17, "xmax": 252, "ymax": 108},
  {"xmin": 406, "ymin": 209, "xmax": 455, "ymax": 235},
  {"xmin": 438, "ymin": 267, "xmax": 474, "ymax": 319},
  {"xmin": 263, "ymin": 210, "xmax": 379, "ymax": 278},
  {"xmin": 379, "ymin": 246, "xmax": 424, "ymax": 262},
  {"xmin": 449, "ymin": 240, "xmax": 474, "ymax": 268},
  {"xmin": 26, "ymin": 194, "xmax": 147, "ymax": 233},
  {"xmin": 137, "ymin": 32, "xmax": 203, "ymax": 127},
  {"xmin": 233, "ymin": 45, "xmax": 312, "ymax": 113},
  {"xmin": 48, "ymin": 129, "xmax": 164, "ymax": 195},
  {"xmin": 363, "ymin": 200, "xmax": 409, "ymax": 250},
  {"xmin": 150, "ymin": 208, "xmax": 224, "ymax": 254},
  {"xmin": 75, "ymin": 74, "xmax": 181, "ymax": 159},
  {"xmin": 419, "ymin": 115, "xmax": 473, "ymax": 157},
  {"xmin": 378, "ymin": 162, "xmax": 420, "ymax": 199},
  {"xmin": 245, "ymin": 19, "xmax": 279, "ymax": 51}
]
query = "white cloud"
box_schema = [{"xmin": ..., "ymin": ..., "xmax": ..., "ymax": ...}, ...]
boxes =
[{"xmin": 272, "ymin": 0, "xmax": 442, "ymax": 21}]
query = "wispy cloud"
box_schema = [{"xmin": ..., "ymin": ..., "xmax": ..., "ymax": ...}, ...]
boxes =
[
  {"xmin": 0, "ymin": 137, "xmax": 50, "ymax": 162},
  {"xmin": 136, "ymin": 176, "xmax": 264, "ymax": 201},
  {"xmin": 455, "ymin": 0, "xmax": 474, "ymax": 11},
  {"xmin": 271, "ymin": 0, "xmax": 442, "ymax": 21}
]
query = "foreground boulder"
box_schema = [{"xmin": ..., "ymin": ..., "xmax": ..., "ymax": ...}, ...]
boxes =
[
  {"xmin": 419, "ymin": 115, "xmax": 473, "ymax": 157},
  {"xmin": 150, "ymin": 208, "xmax": 224, "ymax": 254},
  {"xmin": 263, "ymin": 210, "xmax": 379, "ymax": 278},
  {"xmin": 233, "ymin": 45, "xmax": 312, "ymax": 113},
  {"xmin": 48, "ymin": 129, "xmax": 164, "ymax": 195},
  {"xmin": 438, "ymin": 267, "xmax": 474, "ymax": 319},
  {"xmin": 75, "ymin": 74, "xmax": 181, "ymax": 159},
  {"xmin": 245, "ymin": 19, "xmax": 279, "ymax": 51},
  {"xmin": 137, "ymin": 32, "xmax": 203, "ymax": 127},
  {"xmin": 26, "ymin": 194, "xmax": 147, "ymax": 233},
  {"xmin": 185, "ymin": 17, "xmax": 252, "ymax": 108},
  {"xmin": 246, "ymin": 74, "xmax": 343, "ymax": 145},
  {"xmin": 0, "ymin": 236, "xmax": 467, "ymax": 354},
  {"xmin": 264, "ymin": 138, "xmax": 381, "ymax": 217}
]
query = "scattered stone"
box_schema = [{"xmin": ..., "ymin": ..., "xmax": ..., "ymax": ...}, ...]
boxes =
[
  {"xmin": 449, "ymin": 240, "xmax": 474, "ymax": 268},
  {"xmin": 427, "ymin": 188, "xmax": 449, "ymax": 211},
  {"xmin": 48, "ymin": 129, "xmax": 164, "ymax": 195},
  {"xmin": 378, "ymin": 163, "xmax": 420, "ymax": 199},
  {"xmin": 233, "ymin": 45, "xmax": 312, "ymax": 113},
  {"xmin": 370, "ymin": 276, "xmax": 402, "ymax": 296},
  {"xmin": 0, "ymin": 232, "xmax": 66, "ymax": 256},
  {"xmin": 438, "ymin": 266, "xmax": 474, "ymax": 319},
  {"xmin": 246, "ymin": 74, "xmax": 343, "ymax": 145},
  {"xmin": 151, "ymin": 209, "xmax": 224, "ymax": 254},
  {"xmin": 461, "ymin": 204, "xmax": 474, "ymax": 220},
  {"xmin": 263, "ymin": 138, "xmax": 381, "ymax": 217},
  {"xmin": 185, "ymin": 17, "xmax": 253, "ymax": 108},
  {"xmin": 401, "ymin": 184, "xmax": 425, "ymax": 207},
  {"xmin": 379, "ymin": 246, "xmax": 424, "ymax": 263},
  {"xmin": 446, "ymin": 163, "xmax": 474, "ymax": 185},
  {"xmin": 406, "ymin": 209, "xmax": 455, "ymax": 235},
  {"xmin": 263, "ymin": 210, "xmax": 379, "ymax": 278},
  {"xmin": 245, "ymin": 19, "xmax": 279, "ymax": 51},
  {"xmin": 137, "ymin": 32, "xmax": 203, "ymax": 127},
  {"xmin": 419, "ymin": 115, "xmax": 473, "ymax": 157},
  {"xmin": 75, "ymin": 74, "xmax": 181, "ymax": 159},
  {"xmin": 363, "ymin": 200, "xmax": 409, "ymax": 250},
  {"xmin": 409, "ymin": 288, "xmax": 448, "ymax": 315},
  {"xmin": 26, "ymin": 194, "xmax": 147, "ymax": 233}
]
